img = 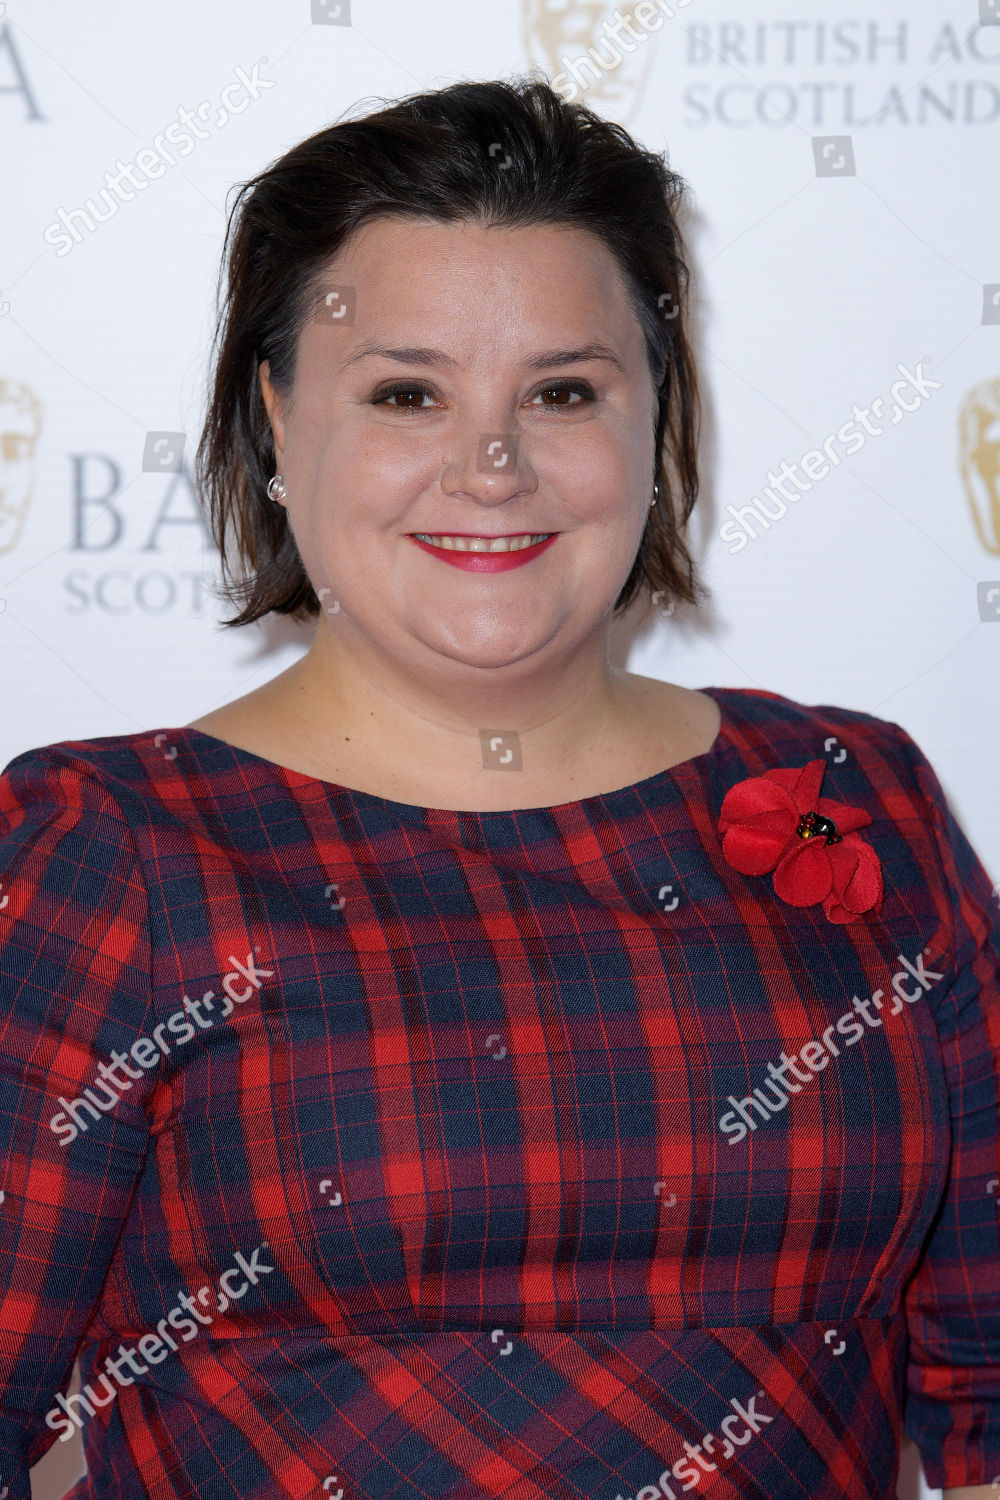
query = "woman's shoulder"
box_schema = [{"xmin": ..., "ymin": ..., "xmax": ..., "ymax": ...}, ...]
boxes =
[
  {"xmin": 692, "ymin": 682, "xmax": 924, "ymax": 771},
  {"xmin": 0, "ymin": 727, "xmax": 223, "ymax": 837},
  {"xmin": 2, "ymin": 728, "xmax": 182, "ymax": 782},
  {"xmin": 697, "ymin": 684, "xmax": 956, "ymax": 842}
]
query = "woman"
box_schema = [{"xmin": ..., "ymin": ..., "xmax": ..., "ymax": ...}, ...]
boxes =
[{"xmin": 0, "ymin": 77, "xmax": 996, "ymax": 1500}]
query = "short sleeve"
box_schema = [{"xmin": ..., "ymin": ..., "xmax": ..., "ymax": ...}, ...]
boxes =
[
  {"xmin": 893, "ymin": 726, "xmax": 1000, "ymax": 1490},
  {"xmin": 0, "ymin": 750, "xmax": 155, "ymax": 1499}
]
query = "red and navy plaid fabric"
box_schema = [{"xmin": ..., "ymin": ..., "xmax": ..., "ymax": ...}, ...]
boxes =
[{"xmin": 1, "ymin": 685, "xmax": 998, "ymax": 1500}]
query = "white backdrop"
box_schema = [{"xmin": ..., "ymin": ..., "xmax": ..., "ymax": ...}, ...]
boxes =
[{"xmin": 2, "ymin": 2, "xmax": 998, "ymax": 1497}]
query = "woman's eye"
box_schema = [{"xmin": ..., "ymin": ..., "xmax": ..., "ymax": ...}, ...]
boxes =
[
  {"xmin": 530, "ymin": 382, "xmax": 593, "ymax": 408},
  {"xmin": 371, "ymin": 384, "xmax": 436, "ymax": 410}
]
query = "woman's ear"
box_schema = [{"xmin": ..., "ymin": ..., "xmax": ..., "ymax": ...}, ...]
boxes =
[{"xmin": 259, "ymin": 360, "xmax": 287, "ymax": 466}]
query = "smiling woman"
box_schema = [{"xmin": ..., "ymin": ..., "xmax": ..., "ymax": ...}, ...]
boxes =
[
  {"xmin": 1, "ymin": 75, "xmax": 998, "ymax": 1500},
  {"xmin": 188, "ymin": 75, "xmax": 712, "ymax": 810}
]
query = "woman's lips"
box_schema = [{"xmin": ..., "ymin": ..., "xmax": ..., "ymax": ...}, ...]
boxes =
[{"xmin": 407, "ymin": 533, "xmax": 558, "ymax": 571}]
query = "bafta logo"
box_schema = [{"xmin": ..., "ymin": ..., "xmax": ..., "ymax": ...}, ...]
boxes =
[
  {"xmin": 522, "ymin": 0, "xmax": 660, "ymax": 122},
  {"xmin": 959, "ymin": 377, "xmax": 1000, "ymax": 555},
  {"xmin": 0, "ymin": 379, "xmax": 42, "ymax": 555}
]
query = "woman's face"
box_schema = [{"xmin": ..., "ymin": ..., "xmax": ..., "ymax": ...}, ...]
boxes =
[{"xmin": 260, "ymin": 215, "xmax": 659, "ymax": 674}]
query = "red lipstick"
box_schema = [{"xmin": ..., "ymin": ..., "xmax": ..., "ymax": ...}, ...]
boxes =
[{"xmin": 408, "ymin": 534, "xmax": 558, "ymax": 571}]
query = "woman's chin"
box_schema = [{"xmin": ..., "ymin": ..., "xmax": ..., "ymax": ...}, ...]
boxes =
[{"xmin": 414, "ymin": 621, "xmax": 561, "ymax": 672}]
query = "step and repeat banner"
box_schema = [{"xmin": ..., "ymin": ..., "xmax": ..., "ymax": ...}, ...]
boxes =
[{"xmin": 2, "ymin": 2, "xmax": 998, "ymax": 1498}]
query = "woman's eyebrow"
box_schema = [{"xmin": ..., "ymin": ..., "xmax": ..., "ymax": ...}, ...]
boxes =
[{"xmin": 339, "ymin": 339, "xmax": 626, "ymax": 373}]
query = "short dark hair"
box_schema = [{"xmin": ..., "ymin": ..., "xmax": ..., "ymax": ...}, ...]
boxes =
[{"xmin": 195, "ymin": 75, "xmax": 708, "ymax": 626}]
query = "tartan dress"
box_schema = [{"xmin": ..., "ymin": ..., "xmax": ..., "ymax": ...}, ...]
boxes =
[{"xmin": 0, "ymin": 685, "xmax": 997, "ymax": 1499}]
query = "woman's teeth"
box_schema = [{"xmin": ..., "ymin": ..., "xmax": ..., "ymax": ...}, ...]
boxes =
[{"xmin": 413, "ymin": 533, "xmax": 551, "ymax": 553}]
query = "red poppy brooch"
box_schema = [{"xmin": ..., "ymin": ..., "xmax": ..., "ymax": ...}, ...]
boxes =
[{"xmin": 718, "ymin": 758, "xmax": 883, "ymax": 924}]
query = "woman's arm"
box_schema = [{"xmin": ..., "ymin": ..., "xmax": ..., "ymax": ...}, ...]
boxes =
[
  {"xmin": 0, "ymin": 750, "xmax": 155, "ymax": 1498},
  {"xmin": 895, "ymin": 727, "xmax": 1000, "ymax": 1494}
]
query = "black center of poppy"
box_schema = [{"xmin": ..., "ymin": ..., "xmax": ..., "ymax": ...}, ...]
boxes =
[{"xmin": 796, "ymin": 810, "xmax": 843, "ymax": 845}]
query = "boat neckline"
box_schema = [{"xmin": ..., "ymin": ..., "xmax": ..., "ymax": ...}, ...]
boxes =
[{"xmin": 168, "ymin": 684, "xmax": 733, "ymax": 818}]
